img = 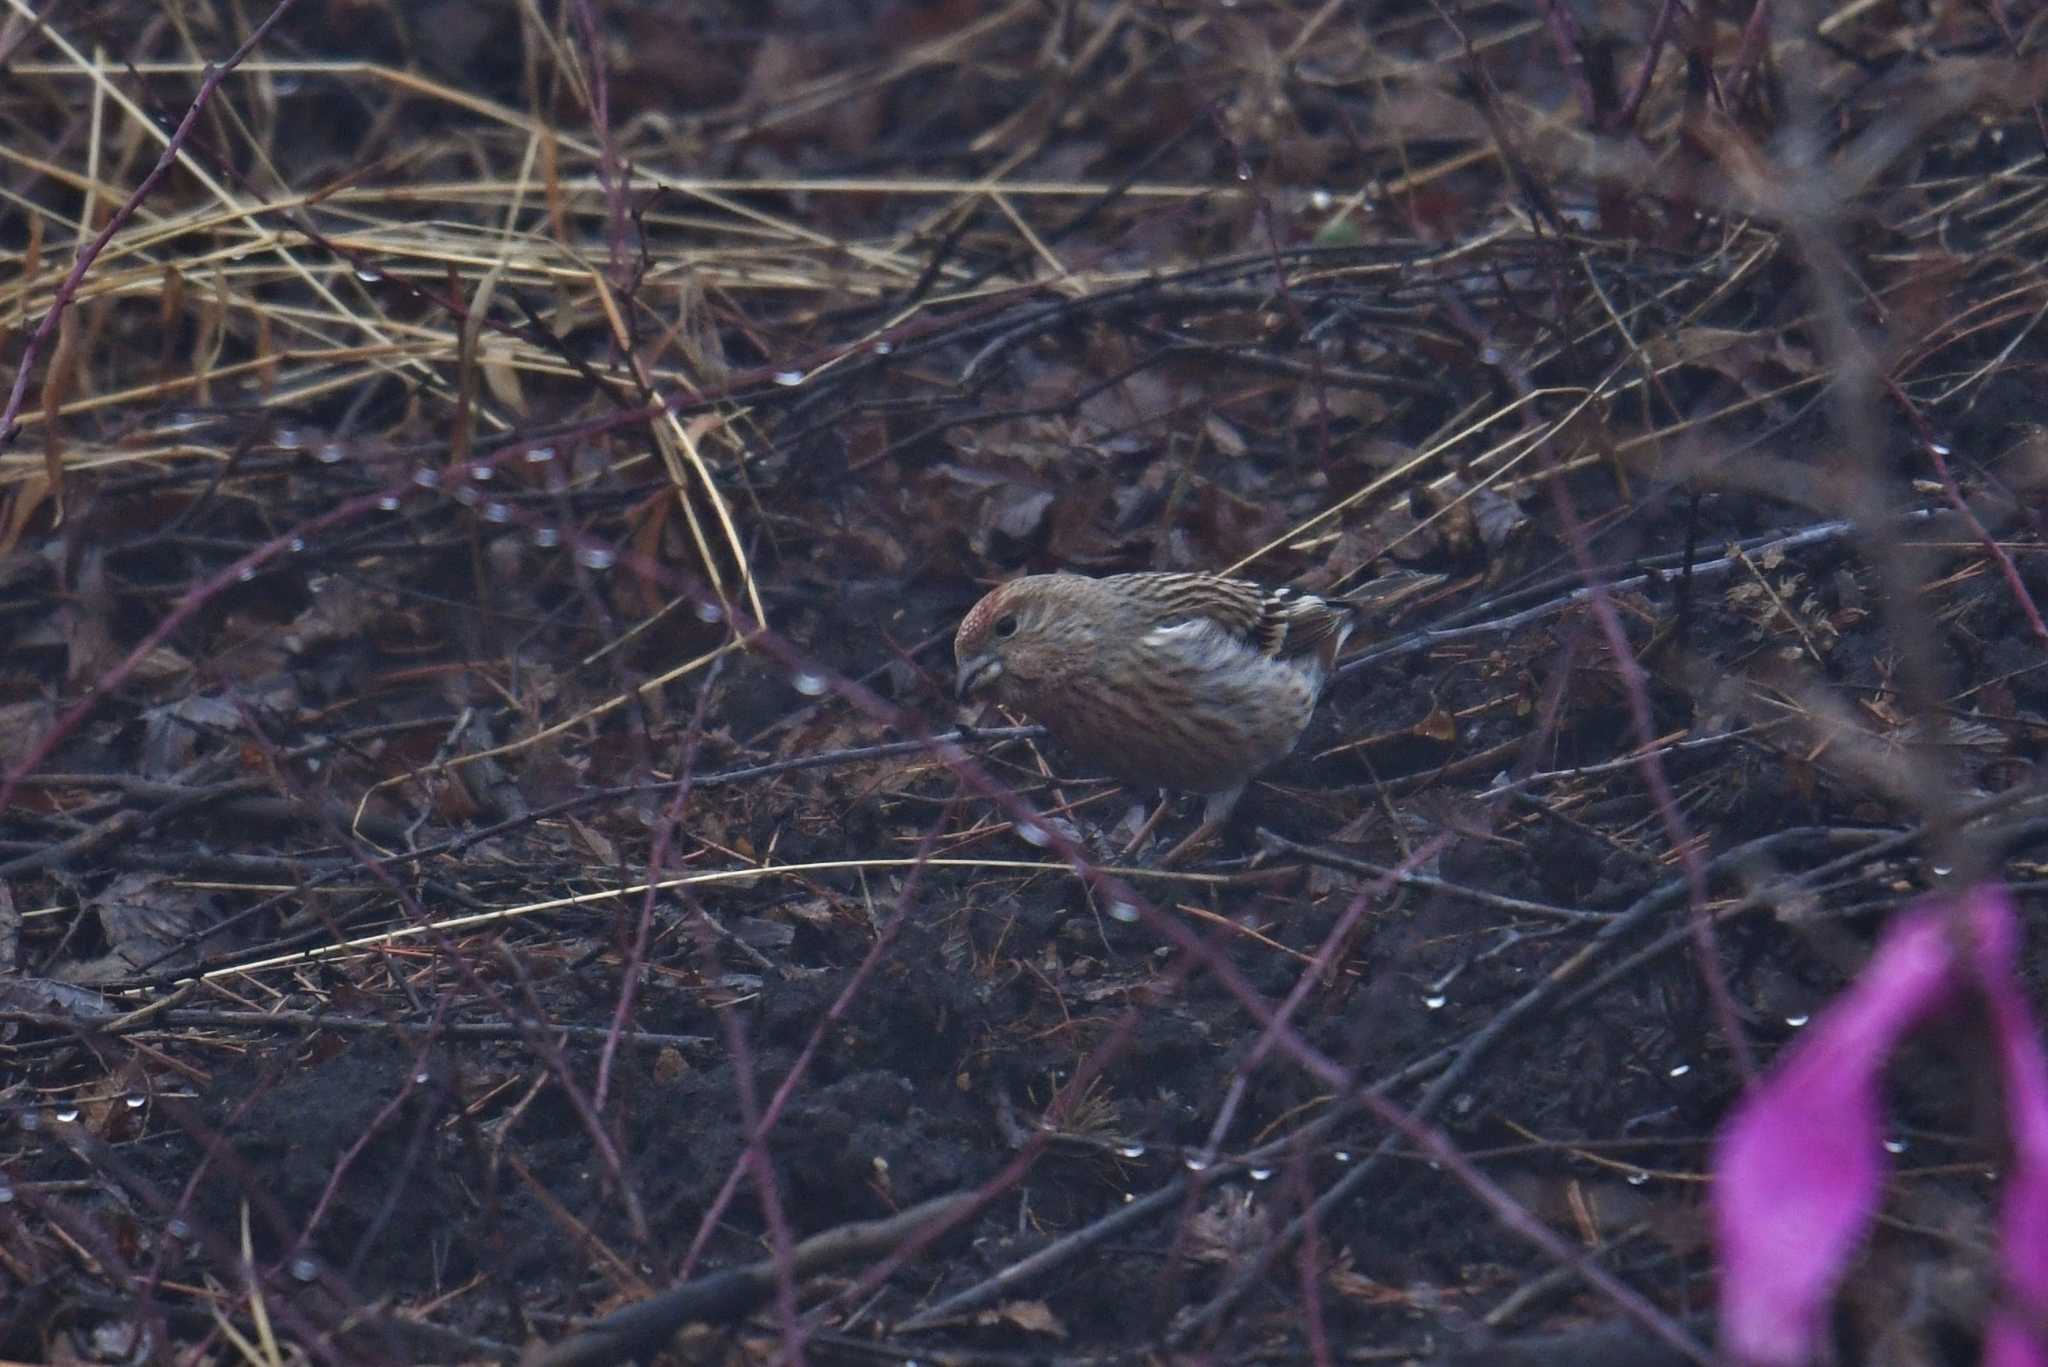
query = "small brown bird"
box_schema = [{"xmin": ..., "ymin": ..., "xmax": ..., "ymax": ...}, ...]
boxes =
[{"xmin": 954, "ymin": 571, "xmax": 1367, "ymax": 857}]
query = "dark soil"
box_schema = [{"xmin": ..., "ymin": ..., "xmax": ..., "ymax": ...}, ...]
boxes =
[{"xmin": 2, "ymin": 2, "xmax": 2045, "ymax": 1364}]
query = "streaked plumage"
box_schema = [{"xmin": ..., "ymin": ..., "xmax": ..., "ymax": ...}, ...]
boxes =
[{"xmin": 953, "ymin": 572, "xmax": 1361, "ymax": 834}]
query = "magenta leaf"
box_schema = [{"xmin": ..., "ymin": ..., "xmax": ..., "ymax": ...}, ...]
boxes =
[
  {"xmin": 1714, "ymin": 884, "xmax": 2048, "ymax": 1367},
  {"xmin": 1974, "ymin": 892, "xmax": 2048, "ymax": 1367}
]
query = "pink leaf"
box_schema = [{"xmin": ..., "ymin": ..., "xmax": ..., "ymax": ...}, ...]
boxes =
[
  {"xmin": 1971, "ymin": 892, "xmax": 2048, "ymax": 1367},
  {"xmin": 1714, "ymin": 884, "xmax": 2048, "ymax": 1367}
]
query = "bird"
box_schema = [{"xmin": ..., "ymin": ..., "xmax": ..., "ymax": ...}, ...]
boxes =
[{"xmin": 953, "ymin": 570, "xmax": 1401, "ymax": 861}]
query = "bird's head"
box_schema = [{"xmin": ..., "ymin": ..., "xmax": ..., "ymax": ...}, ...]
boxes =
[{"xmin": 954, "ymin": 576, "xmax": 1095, "ymax": 704}]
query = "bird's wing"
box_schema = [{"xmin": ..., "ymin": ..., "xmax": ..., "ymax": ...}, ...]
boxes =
[{"xmin": 1100, "ymin": 572, "xmax": 1352, "ymax": 661}]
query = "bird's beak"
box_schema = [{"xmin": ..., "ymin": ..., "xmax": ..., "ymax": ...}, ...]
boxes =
[{"xmin": 956, "ymin": 653, "xmax": 1002, "ymax": 702}]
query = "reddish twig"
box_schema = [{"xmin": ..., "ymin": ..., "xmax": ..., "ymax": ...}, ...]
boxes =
[
  {"xmin": 1882, "ymin": 375, "xmax": 2048, "ymax": 644},
  {"xmin": 1538, "ymin": 0, "xmax": 1603, "ymax": 126},
  {"xmin": 1542, "ymin": 474, "xmax": 1756, "ymax": 1081},
  {"xmin": 1610, "ymin": 0, "xmax": 1683, "ymax": 132},
  {"xmin": 671, "ymin": 800, "xmax": 964, "ymax": 1309},
  {"xmin": 566, "ymin": 0, "xmax": 634, "ymax": 293},
  {"xmin": 1194, "ymin": 832, "xmax": 1454, "ymax": 1165},
  {"xmin": 0, "ymin": 0, "xmax": 302, "ymax": 448}
]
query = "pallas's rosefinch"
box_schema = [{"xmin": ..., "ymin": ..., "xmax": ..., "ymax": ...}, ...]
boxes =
[{"xmin": 954, "ymin": 572, "xmax": 1363, "ymax": 851}]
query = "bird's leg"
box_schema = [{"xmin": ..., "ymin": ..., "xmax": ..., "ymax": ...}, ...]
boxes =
[
  {"xmin": 1117, "ymin": 791, "xmax": 1177, "ymax": 860},
  {"xmin": 1154, "ymin": 785, "xmax": 1244, "ymax": 868}
]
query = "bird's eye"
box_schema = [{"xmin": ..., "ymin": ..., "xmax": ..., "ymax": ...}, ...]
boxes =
[{"xmin": 993, "ymin": 614, "xmax": 1019, "ymax": 640}]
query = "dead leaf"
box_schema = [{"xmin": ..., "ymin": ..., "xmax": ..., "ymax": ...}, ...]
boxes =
[
  {"xmin": 63, "ymin": 549, "xmax": 119, "ymax": 691},
  {"xmin": 0, "ymin": 470, "xmax": 54, "ymax": 559},
  {"xmin": 62, "ymin": 873, "xmax": 227, "ymax": 981},
  {"xmin": 128, "ymin": 645, "xmax": 194, "ymax": 688},
  {"xmin": 1413, "ymin": 703, "xmax": 1458, "ymax": 743},
  {"xmin": 1203, "ymin": 413, "xmax": 1247, "ymax": 457},
  {"xmin": 139, "ymin": 693, "xmax": 243, "ymax": 778},
  {"xmin": 0, "ymin": 698, "xmax": 55, "ymax": 770},
  {"xmin": 568, "ymin": 816, "xmax": 617, "ymax": 865},
  {"xmin": 479, "ymin": 337, "xmax": 527, "ymax": 414},
  {"xmin": 281, "ymin": 579, "xmax": 400, "ymax": 655},
  {"xmin": 0, "ymin": 976, "xmax": 115, "ymax": 1019},
  {"xmin": 1185, "ymin": 1189, "xmax": 1262, "ymax": 1265},
  {"xmin": 975, "ymin": 1300, "xmax": 1067, "ymax": 1339}
]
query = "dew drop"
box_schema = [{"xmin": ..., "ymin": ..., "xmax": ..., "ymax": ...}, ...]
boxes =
[
  {"xmin": 166, "ymin": 1218, "xmax": 193, "ymax": 1240},
  {"xmin": 354, "ymin": 265, "xmax": 383, "ymax": 283},
  {"xmin": 1116, "ymin": 1143, "xmax": 1147, "ymax": 1159},
  {"xmin": 1931, "ymin": 865, "xmax": 1952, "ymax": 878},
  {"xmin": 469, "ymin": 463, "xmax": 494, "ymax": 481},
  {"xmin": 771, "ymin": 370, "xmax": 806, "ymax": 387},
  {"xmin": 411, "ymin": 466, "xmax": 441, "ymax": 489},
  {"xmin": 1014, "ymin": 821, "xmax": 1051, "ymax": 847},
  {"xmin": 124, "ymin": 1092, "xmax": 146, "ymax": 1109},
  {"xmin": 164, "ymin": 411, "xmax": 212, "ymax": 433},
  {"xmin": 315, "ymin": 440, "xmax": 346, "ymax": 464},
  {"xmin": 272, "ymin": 427, "xmax": 307, "ymax": 451},
  {"xmin": 483, "ymin": 501, "xmax": 511, "ymax": 523},
  {"xmin": 1784, "ymin": 1014, "xmax": 1809, "ymax": 1027},
  {"xmin": 525, "ymin": 445, "xmax": 557, "ymax": 463},
  {"xmin": 1108, "ymin": 899, "xmax": 1140, "ymax": 923},
  {"xmin": 288, "ymin": 537, "xmax": 306, "ymax": 553},
  {"xmin": 694, "ymin": 600, "xmax": 725, "ymax": 623},
  {"xmin": 1422, "ymin": 993, "xmax": 1447, "ymax": 1010},
  {"xmin": 1626, "ymin": 1170, "xmax": 1650, "ymax": 1186},
  {"xmin": 1248, "ymin": 1166, "xmax": 1273, "ymax": 1182},
  {"xmin": 1928, "ymin": 442, "xmax": 1952, "ymax": 456},
  {"xmin": 872, "ymin": 340, "xmax": 895, "ymax": 356},
  {"xmin": 0, "ymin": 1183, "xmax": 13, "ymax": 1204},
  {"xmin": 576, "ymin": 546, "xmax": 616, "ymax": 570},
  {"xmin": 1234, "ymin": 162, "xmax": 1253, "ymax": 181},
  {"xmin": 376, "ymin": 494, "xmax": 402, "ymax": 511},
  {"xmin": 792, "ymin": 671, "xmax": 829, "ymax": 697},
  {"xmin": 1668, "ymin": 1063, "xmax": 1691, "ymax": 1078},
  {"xmin": 289, "ymin": 1256, "xmax": 319, "ymax": 1282},
  {"xmin": 1332, "ymin": 1150, "xmax": 1351, "ymax": 1164},
  {"xmin": 1309, "ymin": 188, "xmax": 1333, "ymax": 210},
  {"xmin": 1883, "ymin": 1138, "xmax": 1907, "ymax": 1154},
  {"xmin": 1183, "ymin": 1153, "xmax": 1212, "ymax": 1173},
  {"xmin": 413, "ymin": 1072, "xmax": 431, "ymax": 1086},
  {"xmin": 237, "ymin": 567, "xmax": 257, "ymax": 583},
  {"xmin": 54, "ymin": 1108, "xmax": 79, "ymax": 1124},
  {"xmin": 532, "ymin": 527, "xmax": 561, "ymax": 548}
]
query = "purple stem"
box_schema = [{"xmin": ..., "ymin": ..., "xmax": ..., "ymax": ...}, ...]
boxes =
[{"xmin": 0, "ymin": 0, "xmax": 302, "ymax": 448}]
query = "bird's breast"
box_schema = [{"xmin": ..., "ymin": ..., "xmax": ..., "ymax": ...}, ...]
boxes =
[{"xmin": 1029, "ymin": 633, "xmax": 1323, "ymax": 794}]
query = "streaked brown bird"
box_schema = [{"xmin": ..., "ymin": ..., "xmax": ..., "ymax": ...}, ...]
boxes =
[{"xmin": 954, "ymin": 570, "xmax": 1418, "ymax": 859}]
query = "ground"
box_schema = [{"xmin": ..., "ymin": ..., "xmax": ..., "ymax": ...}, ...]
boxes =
[{"xmin": 1, "ymin": 2, "xmax": 2046, "ymax": 1364}]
